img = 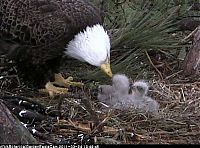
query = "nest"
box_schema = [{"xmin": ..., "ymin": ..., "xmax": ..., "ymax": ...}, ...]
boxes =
[{"xmin": 0, "ymin": 55, "xmax": 200, "ymax": 144}]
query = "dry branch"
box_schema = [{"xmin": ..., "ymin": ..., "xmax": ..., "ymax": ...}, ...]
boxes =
[
  {"xmin": 181, "ymin": 26, "xmax": 200, "ymax": 76},
  {"xmin": 0, "ymin": 100, "xmax": 38, "ymax": 144}
]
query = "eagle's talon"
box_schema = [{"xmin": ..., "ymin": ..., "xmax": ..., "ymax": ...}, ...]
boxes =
[
  {"xmin": 39, "ymin": 81, "xmax": 69, "ymax": 97},
  {"xmin": 39, "ymin": 73, "xmax": 84, "ymax": 97},
  {"xmin": 65, "ymin": 81, "xmax": 84, "ymax": 87},
  {"xmin": 53, "ymin": 73, "xmax": 84, "ymax": 88},
  {"xmin": 66, "ymin": 76, "xmax": 73, "ymax": 81}
]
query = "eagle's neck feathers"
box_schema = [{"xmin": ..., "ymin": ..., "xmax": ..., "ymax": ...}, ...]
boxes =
[{"xmin": 65, "ymin": 24, "xmax": 110, "ymax": 67}]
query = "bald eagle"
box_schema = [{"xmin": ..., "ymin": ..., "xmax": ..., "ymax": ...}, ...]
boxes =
[{"xmin": 0, "ymin": 0, "xmax": 112, "ymax": 95}]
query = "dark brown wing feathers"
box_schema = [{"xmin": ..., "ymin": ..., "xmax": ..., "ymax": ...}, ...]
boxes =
[
  {"xmin": 0, "ymin": 0, "xmax": 102, "ymax": 61},
  {"xmin": 0, "ymin": 0, "xmax": 103, "ymax": 87}
]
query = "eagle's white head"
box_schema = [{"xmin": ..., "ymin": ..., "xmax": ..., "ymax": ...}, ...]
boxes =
[{"xmin": 65, "ymin": 24, "xmax": 112, "ymax": 77}]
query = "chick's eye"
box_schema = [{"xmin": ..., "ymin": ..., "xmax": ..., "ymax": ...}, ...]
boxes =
[
  {"xmin": 128, "ymin": 83, "xmax": 133, "ymax": 94},
  {"xmin": 98, "ymin": 86, "xmax": 103, "ymax": 93}
]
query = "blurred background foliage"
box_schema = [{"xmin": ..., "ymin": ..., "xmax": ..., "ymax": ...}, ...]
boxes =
[{"xmin": 84, "ymin": 0, "xmax": 200, "ymax": 81}]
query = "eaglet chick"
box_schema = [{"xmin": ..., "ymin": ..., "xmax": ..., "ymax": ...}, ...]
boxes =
[{"xmin": 97, "ymin": 74, "xmax": 159, "ymax": 113}]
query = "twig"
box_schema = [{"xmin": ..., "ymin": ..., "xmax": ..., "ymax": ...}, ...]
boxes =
[
  {"xmin": 166, "ymin": 118, "xmax": 187, "ymax": 125},
  {"xmin": 145, "ymin": 50, "xmax": 163, "ymax": 80},
  {"xmin": 90, "ymin": 110, "xmax": 114, "ymax": 135},
  {"xmin": 0, "ymin": 74, "xmax": 21, "ymax": 86},
  {"xmin": 180, "ymin": 88, "xmax": 186, "ymax": 102},
  {"xmin": 81, "ymin": 92, "xmax": 100, "ymax": 124},
  {"xmin": 164, "ymin": 70, "xmax": 183, "ymax": 80},
  {"xmin": 181, "ymin": 26, "xmax": 199, "ymax": 43},
  {"xmin": 166, "ymin": 81, "xmax": 200, "ymax": 86}
]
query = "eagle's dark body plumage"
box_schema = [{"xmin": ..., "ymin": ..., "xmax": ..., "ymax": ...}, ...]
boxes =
[{"xmin": 0, "ymin": 0, "xmax": 103, "ymax": 87}]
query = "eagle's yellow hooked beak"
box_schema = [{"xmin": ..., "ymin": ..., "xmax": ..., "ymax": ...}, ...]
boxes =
[{"xmin": 100, "ymin": 62, "xmax": 113, "ymax": 78}]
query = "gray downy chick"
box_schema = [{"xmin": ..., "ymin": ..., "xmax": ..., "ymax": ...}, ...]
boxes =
[
  {"xmin": 129, "ymin": 80, "xmax": 160, "ymax": 112},
  {"xmin": 97, "ymin": 74, "xmax": 130, "ymax": 106},
  {"xmin": 97, "ymin": 74, "xmax": 159, "ymax": 113},
  {"xmin": 97, "ymin": 84, "xmax": 113, "ymax": 105}
]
